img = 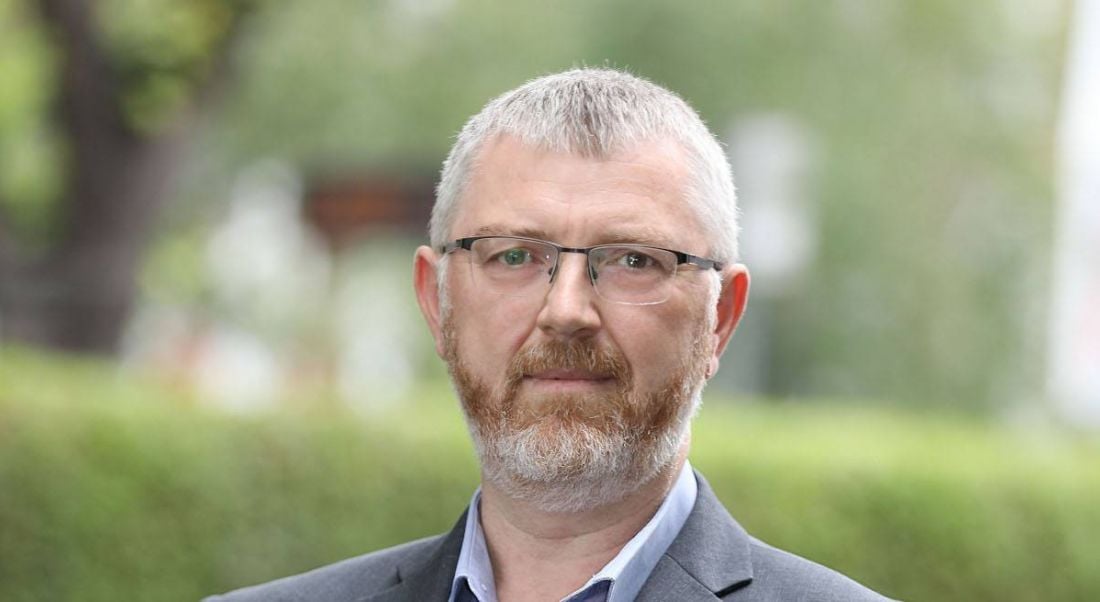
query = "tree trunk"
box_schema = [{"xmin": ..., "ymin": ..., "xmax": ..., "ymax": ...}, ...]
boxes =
[
  {"xmin": 0, "ymin": 0, "xmax": 243, "ymax": 355},
  {"xmin": 0, "ymin": 134, "xmax": 187, "ymax": 354}
]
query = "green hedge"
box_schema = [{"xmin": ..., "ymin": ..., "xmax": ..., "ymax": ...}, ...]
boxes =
[{"xmin": 1, "ymin": 349, "xmax": 1098, "ymax": 601}]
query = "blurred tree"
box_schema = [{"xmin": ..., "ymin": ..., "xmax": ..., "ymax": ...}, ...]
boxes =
[
  {"xmin": 0, "ymin": 0, "xmax": 255, "ymax": 353},
  {"xmin": 0, "ymin": 0, "xmax": 1066, "ymax": 407}
]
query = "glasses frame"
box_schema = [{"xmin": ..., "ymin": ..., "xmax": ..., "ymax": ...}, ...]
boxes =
[{"xmin": 440, "ymin": 235, "xmax": 724, "ymax": 305}]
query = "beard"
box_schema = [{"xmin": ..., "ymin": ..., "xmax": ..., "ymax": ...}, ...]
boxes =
[{"xmin": 442, "ymin": 318, "xmax": 712, "ymax": 513}]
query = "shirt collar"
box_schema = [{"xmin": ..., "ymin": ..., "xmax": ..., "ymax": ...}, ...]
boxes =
[
  {"xmin": 450, "ymin": 489, "xmax": 498, "ymax": 602},
  {"xmin": 448, "ymin": 460, "xmax": 698, "ymax": 602}
]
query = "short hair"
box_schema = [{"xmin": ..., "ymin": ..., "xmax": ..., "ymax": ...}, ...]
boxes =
[{"xmin": 430, "ymin": 68, "xmax": 739, "ymax": 263}]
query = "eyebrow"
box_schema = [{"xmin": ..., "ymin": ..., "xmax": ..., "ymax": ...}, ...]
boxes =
[
  {"xmin": 473, "ymin": 224, "xmax": 548, "ymax": 239},
  {"xmin": 470, "ymin": 223, "xmax": 680, "ymax": 249}
]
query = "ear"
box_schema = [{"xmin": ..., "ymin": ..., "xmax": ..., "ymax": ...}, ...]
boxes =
[
  {"xmin": 413, "ymin": 245, "xmax": 446, "ymax": 357},
  {"xmin": 707, "ymin": 263, "xmax": 750, "ymax": 378}
]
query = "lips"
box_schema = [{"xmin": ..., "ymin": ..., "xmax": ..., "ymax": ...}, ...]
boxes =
[
  {"xmin": 522, "ymin": 370, "xmax": 617, "ymax": 392},
  {"xmin": 506, "ymin": 339, "xmax": 630, "ymax": 391},
  {"xmin": 527, "ymin": 369, "xmax": 612, "ymax": 381}
]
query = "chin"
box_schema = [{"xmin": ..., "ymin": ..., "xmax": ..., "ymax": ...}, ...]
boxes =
[{"xmin": 471, "ymin": 414, "xmax": 690, "ymax": 514}]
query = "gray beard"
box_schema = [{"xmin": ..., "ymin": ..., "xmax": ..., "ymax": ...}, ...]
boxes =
[{"xmin": 466, "ymin": 387, "xmax": 702, "ymax": 513}]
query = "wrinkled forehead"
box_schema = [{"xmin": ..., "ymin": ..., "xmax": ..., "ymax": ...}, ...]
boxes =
[{"xmin": 451, "ymin": 135, "xmax": 704, "ymax": 247}]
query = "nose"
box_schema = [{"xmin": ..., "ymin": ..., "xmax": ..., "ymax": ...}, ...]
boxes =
[{"xmin": 536, "ymin": 252, "xmax": 602, "ymax": 339}]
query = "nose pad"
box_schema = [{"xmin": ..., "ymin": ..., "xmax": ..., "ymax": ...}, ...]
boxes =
[
  {"xmin": 545, "ymin": 252, "xmax": 595, "ymax": 295},
  {"xmin": 550, "ymin": 261, "xmax": 598, "ymax": 283},
  {"xmin": 536, "ymin": 252, "xmax": 603, "ymax": 337},
  {"xmin": 544, "ymin": 250, "xmax": 559, "ymax": 282}
]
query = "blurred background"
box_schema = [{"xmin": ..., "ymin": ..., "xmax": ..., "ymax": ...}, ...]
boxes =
[{"xmin": 1, "ymin": 0, "xmax": 1098, "ymax": 600}]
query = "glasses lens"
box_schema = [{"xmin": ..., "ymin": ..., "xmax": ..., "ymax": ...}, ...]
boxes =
[
  {"xmin": 589, "ymin": 246, "xmax": 678, "ymax": 304},
  {"xmin": 468, "ymin": 237, "xmax": 556, "ymax": 297}
]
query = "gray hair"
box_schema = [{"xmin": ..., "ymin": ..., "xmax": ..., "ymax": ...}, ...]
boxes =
[{"xmin": 430, "ymin": 68, "xmax": 739, "ymax": 263}]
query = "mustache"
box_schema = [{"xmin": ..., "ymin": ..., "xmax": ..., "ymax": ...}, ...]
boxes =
[{"xmin": 505, "ymin": 339, "xmax": 631, "ymax": 386}]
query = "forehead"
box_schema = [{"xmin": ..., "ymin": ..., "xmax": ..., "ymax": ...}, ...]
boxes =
[{"xmin": 453, "ymin": 135, "xmax": 703, "ymax": 249}]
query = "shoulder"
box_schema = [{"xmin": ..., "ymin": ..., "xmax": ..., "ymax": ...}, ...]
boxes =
[
  {"xmin": 203, "ymin": 535, "xmax": 445, "ymax": 602},
  {"xmin": 668, "ymin": 471, "xmax": 897, "ymax": 601},
  {"xmin": 739, "ymin": 537, "xmax": 896, "ymax": 601}
]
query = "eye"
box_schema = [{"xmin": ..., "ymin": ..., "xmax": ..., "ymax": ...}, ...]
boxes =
[
  {"xmin": 497, "ymin": 247, "xmax": 532, "ymax": 266},
  {"xmin": 618, "ymin": 251, "xmax": 654, "ymax": 269}
]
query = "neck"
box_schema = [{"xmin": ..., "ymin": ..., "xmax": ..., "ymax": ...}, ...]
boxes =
[{"xmin": 477, "ymin": 446, "xmax": 688, "ymax": 602}]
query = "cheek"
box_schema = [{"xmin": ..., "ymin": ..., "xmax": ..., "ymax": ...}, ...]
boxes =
[
  {"xmin": 611, "ymin": 300, "xmax": 711, "ymax": 387},
  {"xmin": 446, "ymin": 265, "xmax": 531, "ymax": 356},
  {"xmin": 608, "ymin": 311, "xmax": 681, "ymax": 383},
  {"xmin": 454, "ymin": 298, "xmax": 537, "ymax": 370}
]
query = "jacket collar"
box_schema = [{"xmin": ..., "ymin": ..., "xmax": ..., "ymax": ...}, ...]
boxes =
[
  {"xmin": 636, "ymin": 472, "xmax": 754, "ymax": 601},
  {"xmin": 361, "ymin": 511, "xmax": 467, "ymax": 602},
  {"xmin": 364, "ymin": 471, "xmax": 753, "ymax": 602}
]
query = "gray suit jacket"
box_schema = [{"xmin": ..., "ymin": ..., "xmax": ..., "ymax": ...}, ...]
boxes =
[{"xmin": 207, "ymin": 473, "xmax": 896, "ymax": 601}]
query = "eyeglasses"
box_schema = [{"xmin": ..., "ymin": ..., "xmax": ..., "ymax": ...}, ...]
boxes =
[{"xmin": 440, "ymin": 235, "xmax": 724, "ymax": 306}]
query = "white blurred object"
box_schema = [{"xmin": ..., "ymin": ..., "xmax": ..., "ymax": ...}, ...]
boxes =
[
  {"xmin": 332, "ymin": 240, "xmax": 417, "ymax": 409},
  {"xmin": 196, "ymin": 160, "xmax": 330, "ymax": 409},
  {"xmin": 1050, "ymin": 0, "xmax": 1100, "ymax": 427},
  {"xmin": 720, "ymin": 114, "xmax": 818, "ymax": 394},
  {"xmin": 207, "ymin": 160, "xmax": 331, "ymax": 333},
  {"xmin": 193, "ymin": 325, "xmax": 282, "ymax": 413},
  {"xmin": 728, "ymin": 114, "xmax": 819, "ymax": 296}
]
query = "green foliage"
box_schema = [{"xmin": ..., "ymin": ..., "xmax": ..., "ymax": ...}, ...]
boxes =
[
  {"xmin": 0, "ymin": 0, "xmax": 64, "ymax": 244},
  {"xmin": 693, "ymin": 404, "xmax": 1100, "ymax": 601},
  {"xmin": 97, "ymin": 0, "xmax": 251, "ymax": 133},
  {"xmin": 1, "ymin": 349, "xmax": 1098, "ymax": 601}
]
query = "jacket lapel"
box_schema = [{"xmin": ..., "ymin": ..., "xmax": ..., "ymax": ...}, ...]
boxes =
[
  {"xmin": 361, "ymin": 511, "xmax": 467, "ymax": 602},
  {"xmin": 636, "ymin": 471, "xmax": 754, "ymax": 601},
  {"xmin": 363, "ymin": 472, "xmax": 753, "ymax": 602}
]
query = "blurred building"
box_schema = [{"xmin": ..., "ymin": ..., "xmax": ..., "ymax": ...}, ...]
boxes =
[{"xmin": 1049, "ymin": 0, "xmax": 1100, "ymax": 427}]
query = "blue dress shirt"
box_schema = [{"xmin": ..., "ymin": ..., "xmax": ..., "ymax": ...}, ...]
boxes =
[{"xmin": 448, "ymin": 460, "xmax": 698, "ymax": 602}]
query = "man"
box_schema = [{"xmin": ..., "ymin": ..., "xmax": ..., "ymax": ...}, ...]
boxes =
[{"xmin": 208, "ymin": 69, "xmax": 894, "ymax": 601}]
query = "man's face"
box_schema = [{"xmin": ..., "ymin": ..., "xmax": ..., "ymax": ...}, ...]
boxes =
[{"xmin": 419, "ymin": 135, "xmax": 742, "ymax": 511}]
